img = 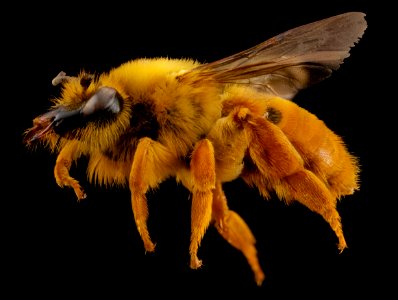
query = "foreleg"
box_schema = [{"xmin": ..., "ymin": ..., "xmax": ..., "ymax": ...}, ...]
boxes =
[{"xmin": 54, "ymin": 141, "xmax": 86, "ymax": 200}]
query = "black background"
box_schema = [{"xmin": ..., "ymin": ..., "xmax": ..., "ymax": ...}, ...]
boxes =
[{"xmin": 6, "ymin": 2, "xmax": 394, "ymax": 298}]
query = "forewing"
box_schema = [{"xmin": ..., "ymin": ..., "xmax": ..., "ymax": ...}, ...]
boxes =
[{"xmin": 185, "ymin": 12, "xmax": 367, "ymax": 99}]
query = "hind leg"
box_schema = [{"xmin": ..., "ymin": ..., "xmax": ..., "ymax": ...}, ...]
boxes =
[
  {"xmin": 244, "ymin": 113, "xmax": 347, "ymax": 251},
  {"xmin": 212, "ymin": 181, "xmax": 265, "ymax": 286},
  {"xmin": 281, "ymin": 170, "xmax": 347, "ymax": 252}
]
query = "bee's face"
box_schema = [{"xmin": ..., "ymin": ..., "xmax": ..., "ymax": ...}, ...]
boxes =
[{"xmin": 24, "ymin": 72, "xmax": 123, "ymax": 147}]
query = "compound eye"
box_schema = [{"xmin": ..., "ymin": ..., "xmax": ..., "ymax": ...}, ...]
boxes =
[{"xmin": 82, "ymin": 86, "xmax": 121, "ymax": 116}]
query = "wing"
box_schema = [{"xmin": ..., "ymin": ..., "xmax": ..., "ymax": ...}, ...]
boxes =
[{"xmin": 183, "ymin": 12, "xmax": 367, "ymax": 100}]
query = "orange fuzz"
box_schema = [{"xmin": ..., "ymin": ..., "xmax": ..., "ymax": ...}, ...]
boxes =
[{"xmin": 24, "ymin": 12, "xmax": 366, "ymax": 285}]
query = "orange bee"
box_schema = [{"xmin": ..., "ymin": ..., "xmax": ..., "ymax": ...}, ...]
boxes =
[{"xmin": 24, "ymin": 12, "xmax": 366, "ymax": 285}]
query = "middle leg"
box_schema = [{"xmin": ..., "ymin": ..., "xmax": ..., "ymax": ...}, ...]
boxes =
[
  {"xmin": 189, "ymin": 139, "xmax": 216, "ymax": 269},
  {"xmin": 129, "ymin": 137, "xmax": 178, "ymax": 253},
  {"xmin": 212, "ymin": 181, "xmax": 265, "ymax": 286}
]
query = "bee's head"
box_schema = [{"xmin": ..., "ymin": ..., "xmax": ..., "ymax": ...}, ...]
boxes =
[{"xmin": 24, "ymin": 71, "xmax": 128, "ymax": 150}]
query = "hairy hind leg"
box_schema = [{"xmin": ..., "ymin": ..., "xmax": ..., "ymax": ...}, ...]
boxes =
[
  {"xmin": 244, "ymin": 113, "xmax": 347, "ymax": 252},
  {"xmin": 281, "ymin": 170, "xmax": 347, "ymax": 252},
  {"xmin": 212, "ymin": 181, "xmax": 265, "ymax": 286}
]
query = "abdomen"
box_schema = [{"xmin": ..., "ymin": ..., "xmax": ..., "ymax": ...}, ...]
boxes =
[{"xmin": 266, "ymin": 97, "xmax": 359, "ymax": 198}]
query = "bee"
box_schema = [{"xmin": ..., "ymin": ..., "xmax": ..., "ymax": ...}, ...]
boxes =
[{"xmin": 24, "ymin": 12, "xmax": 367, "ymax": 286}]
